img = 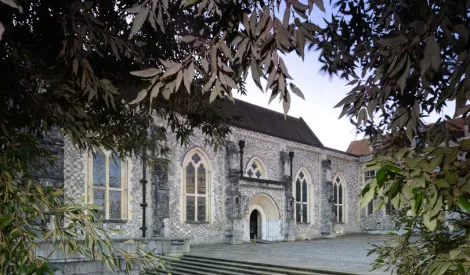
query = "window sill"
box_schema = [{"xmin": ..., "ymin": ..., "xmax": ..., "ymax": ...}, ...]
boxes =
[
  {"xmin": 103, "ymin": 219, "xmax": 128, "ymax": 224},
  {"xmin": 185, "ymin": 221, "xmax": 209, "ymax": 224},
  {"xmin": 296, "ymin": 222, "xmax": 310, "ymax": 225}
]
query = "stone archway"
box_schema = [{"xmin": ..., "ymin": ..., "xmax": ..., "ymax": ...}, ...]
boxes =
[{"xmin": 245, "ymin": 193, "xmax": 282, "ymax": 241}]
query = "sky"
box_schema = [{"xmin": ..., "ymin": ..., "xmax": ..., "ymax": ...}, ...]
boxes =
[
  {"xmin": 233, "ymin": 2, "xmax": 361, "ymax": 151},
  {"xmin": 233, "ymin": 2, "xmax": 454, "ymax": 151}
]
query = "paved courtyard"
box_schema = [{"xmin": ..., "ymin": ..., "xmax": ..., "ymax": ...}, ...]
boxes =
[{"xmin": 190, "ymin": 234, "xmax": 391, "ymax": 275}]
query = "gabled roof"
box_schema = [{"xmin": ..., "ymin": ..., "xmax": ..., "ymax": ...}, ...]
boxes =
[
  {"xmin": 221, "ymin": 99, "xmax": 324, "ymax": 147},
  {"xmin": 346, "ymin": 139, "xmax": 372, "ymax": 156}
]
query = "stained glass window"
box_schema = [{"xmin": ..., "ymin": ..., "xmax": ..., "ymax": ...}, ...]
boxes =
[
  {"xmin": 89, "ymin": 150, "xmax": 127, "ymax": 221},
  {"xmin": 184, "ymin": 150, "xmax": 210, "ymax": 222},
  {"xmin": 93, "ymin": 152, "xmax": 106, "ymax": 187},
  {"xmin": 295, "ymin": 170, "xmax": 309, "ymax": 223},
  {"xmin": 334, "ymin": 175, "xmax": 345, "ymax": 223},
  {"xmin": 109, "ymin": 152, "xmax": 121, "ymax": 188},
  {"xmin": 197, "ymin": 165, "xmax": 206, "ymax": 194},
  {"xmin": 186, "ymin": 163, "xmax": 195, "ymax": 194},
  {"xmin": 186, "ymin": 196, "xmax": 195, "ymax": 222}
]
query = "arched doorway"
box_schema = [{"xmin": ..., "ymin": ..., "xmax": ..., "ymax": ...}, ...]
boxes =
[
  {"xmin": 244, "ymin": 193, "xmax": 283, "ymax": 242},
  {"xmin": 249, "ymin": 210, "xmax": 261, "ymax": 239}
]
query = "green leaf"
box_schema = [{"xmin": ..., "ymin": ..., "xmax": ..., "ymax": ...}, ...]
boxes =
[
  {"xmin": 458, "ymin": 195, "xmax": 470, "ymax": 212},
  {"xmin": 289, "ymin": 83, "xmax": 305, "ymax": 100},
  {"xmin": 361, "ymin": 185, "xmax": 375, "ymax": 208},
  {"xmin": 0, "ymin": 216, "xmax": 14, "ymax": 229},
  {"xmin": 423, "ymin": 211, "xmax": 437, "ymax": 231},
  {"xmin": 414, "ymin": 192, "xmax": 423, "ymax": 213},
  {"xmin": 450, "ymin": 248, "xmax": 461, "ymax": 259}
]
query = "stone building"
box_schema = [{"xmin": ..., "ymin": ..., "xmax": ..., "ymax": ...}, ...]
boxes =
[{"xmin": 43, "ymin": 99, "xmax": 396, "ymax": 248}]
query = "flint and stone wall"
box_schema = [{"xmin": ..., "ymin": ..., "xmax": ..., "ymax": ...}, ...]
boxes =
[{"xmin": 59, "ymin": 124, "xmax": 384, "ymax": 249}]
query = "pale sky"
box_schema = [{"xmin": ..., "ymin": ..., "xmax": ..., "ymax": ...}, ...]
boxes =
[{"xmin": 234, "ymin": 2, "xmax": 454, "ymax": 151}]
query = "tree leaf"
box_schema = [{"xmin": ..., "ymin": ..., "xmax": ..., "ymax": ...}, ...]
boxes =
[
  {"xmin": 279, "ymin": 58, "xmax": 293, "ymax": 79},
  {"xmin": 0, "ymin": 22, "xmax": 5, "ymax": 41},
  {"xmin": 289, "ymin": 83, "xmax": 305, "ymax": 100},
  {"xmin": 377, "ymin": 34, "xmax": 407, "ymax": 47},
  {"xmin": 313, "ymin": 0, "xmax": 325, "ymax": 12},
  {"xmin": 183, "ymin": 62, "xmax": 194, "ymax": 93},
  {"xmin": 156, "ymin": 4, "xmax": 165, "ymax": 33},
  {"xmin": 129, "ymin": 7, "xmax": 150, "ymax": 39},
  {"xmin": 458, "ymin": 195, "xmax": 470, "ymax": 212},
  {"xmin": 397, "ymin": 55, "xmax": 410, "ymax": 93},
  {"xmin": 126, "ymin": 4, "xmax": 143, "ymax": 13},
  {"xmin": 128, "ymin": 88, "xmax": 148, "ymax": 105},
  {"xmin": 175, "ymin": 70, "xmax": 183, "ymax": 92},
  {"xmin": 283, "ymin": 5, "xmax": 290, "ymax": 27},
  {"xmin": 219, "ymin": 42, "xmax": 233, "ymax": 59},
  {"xmin": 200, "ymin": 58, "xmax": 209, "ymax": 74},
  {"xmin": 209, "ymin": 84, "xmax": 220, "ymax": 103},
  {"xmin": 1, "ymin": 0, "xmax": 23, "ymax": 13},
  {"xmin": 283, "ymin": 91, "xmax": 291, "ymax": 117},
  {"xmin": 130, "ymin": 68, "xmax": 160, "ymax": 78},
  {"xmin": 72, "ymin": 58, "xmax": 79, "ymax": 75},
  {"xmin": 149, "ymin": 82, "xmax": 162, "ymax": 106},
  {"xmin": 181, "ymin": 35, "xmax": 196, "ymax": 43},
  {"xmin": 161, "ymin": 63, "xmax": 182, "ymax": 78},
  {"xmin": 450, "ymin": 248, "xmax": 461, "ymax": 260},
  {"xmin": 251, "ymin": 59, "xmax": 263, "ymax": 91},
  {"xmin": 361, "ymin": 185, "xmax": 375, "ymax": 208}
]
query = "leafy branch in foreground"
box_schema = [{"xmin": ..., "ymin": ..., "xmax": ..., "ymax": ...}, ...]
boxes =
[
  {"xmin": 316, "ymin": 0, "xmax": 470, "ymax": 273},
  {"xmin": 1, "ymin": 0, "xmax": 327, "ymax": 273}
]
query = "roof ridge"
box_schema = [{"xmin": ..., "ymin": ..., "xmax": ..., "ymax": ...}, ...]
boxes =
[
  {"xmin": 233, "ymin": 98, "xmax": 301, "ymax": 120},
  {"xmin": 299, "ymin": 117, "xmax": 324, "ymax": 147}
]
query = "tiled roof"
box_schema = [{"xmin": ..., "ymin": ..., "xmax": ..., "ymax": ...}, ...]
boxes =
[
  {"xmin": 221, "ymin": 99, "xmax": 324, "ymax": 148},
  {"xmin": 346, "ymin": 139, "xmax": 372, "ymax": 156}
]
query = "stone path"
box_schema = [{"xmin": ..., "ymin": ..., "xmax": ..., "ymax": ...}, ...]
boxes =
[{"xmin": 190, "ymin": 234, "xmax": 391, "ymax": 275}]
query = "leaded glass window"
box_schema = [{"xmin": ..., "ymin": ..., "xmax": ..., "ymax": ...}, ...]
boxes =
[
  {"xmin": 184, "ymin": 150, "xmax": 210, "ymax": 222},
  {"xmin": 88, "ymin": 150, "xmax": 128, "ymax": 220},
  {"xmin": 294, "ymin": 169, "xmax": 309, "ymax": 223},
  {"xmin": 245, "ymin": 158, "xmax": 266, "ymax": 179},
  {"xmin": 334, "ymin": 175, "xmax": 345, "ymax": 223}
]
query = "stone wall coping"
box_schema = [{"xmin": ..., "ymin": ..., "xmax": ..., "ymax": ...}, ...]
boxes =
[
  {"xmin": 235, "ymin": 127, "xmax": 359, "ymax": 161},
  {"xmin": 35, "ymin": 237, "xmax": 190, "ymax": 244}
]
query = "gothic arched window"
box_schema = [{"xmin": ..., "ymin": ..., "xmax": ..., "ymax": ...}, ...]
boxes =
[
  {"xmin": 183, "ymin": 149, "xmax": 211, "ymax": 222},
  {"xmin": 88, "ymin": 149, "xmax": 128, "ymax": 221},
  {"xmin": 294, "ymin": 169, "xmax": 309, "ymax": 223},
  {"xmin": 334, "ymin": 175, "xmax": 346, "ymax": 223},
  {"xmin": 245, "ymin": 157, "xmax": 266, "ymax": 179}
]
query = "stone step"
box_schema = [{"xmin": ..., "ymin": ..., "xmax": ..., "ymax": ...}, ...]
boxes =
[
  {"xmin": 173, "ymin": 259, "xmax": 302, "ymax": 275},
  {"xmin": 157, "ymin": 265, "xmax": 220, "ymax": 275},
  {"xmin": 177, "ymin": 258, "xmax": 323, "ymax": 275},
  {"xmin": 183, "ymin": 255, "xmax": 359, "ymax": 275}
]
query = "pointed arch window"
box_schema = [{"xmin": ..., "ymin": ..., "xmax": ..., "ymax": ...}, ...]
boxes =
[
  {"xmin": 334, "ymin": 175, "xmax": 345, "ymax": 223},
  {"xmin": 184, "ymin": 150, "xmax": 211, "ymax": 222},
  {"xmin": 294, "ymin": 170, "xmax": 309, "ymax": 223},
  {"xmin": 88, "ymin": 149, "xmax": 128, "ymax": 221},
  {"xmin": 245, "ymin": 157, "xmax": 266, "ymax": 179}
]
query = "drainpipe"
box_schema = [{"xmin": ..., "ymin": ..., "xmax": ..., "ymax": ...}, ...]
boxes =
[
  {"xmin": 140, "ymin": 152, "xmax": 148, "ymax": 238},
  {"xmin": 238, "ymin": 140, "xmax": 245, "ymax": 177},
  {"xmin": 289, "ymin": 151, "xmax": 294, "ymax": 180}
]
